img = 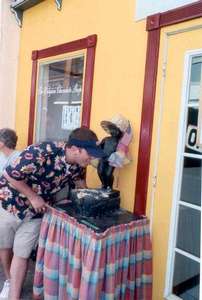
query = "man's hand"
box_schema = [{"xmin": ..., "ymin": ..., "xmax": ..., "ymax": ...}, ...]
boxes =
[
  {"xmin": 28, "ymin": 195, "xmax": 47, "ymax": 213},
  {"xmin": 75, "ymin": 179, "xmax": 87, "ymax": 189},
  {"xmin": 3, "ymin": 171, "xmax": 47, "ymax": 213}
]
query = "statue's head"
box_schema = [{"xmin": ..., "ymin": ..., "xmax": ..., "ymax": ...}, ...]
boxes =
[
  {"xmin": 100, "ymin": 114, "xmax": 129, "ymax": 138},
  {"xmin": 100, "ymin": 121, "xmax": 122, "ymax": 138}
]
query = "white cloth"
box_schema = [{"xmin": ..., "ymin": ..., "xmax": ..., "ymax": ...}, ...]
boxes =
[{"xmin": 0, "ymin": 150, "xmax": 21, "ymax": 176}]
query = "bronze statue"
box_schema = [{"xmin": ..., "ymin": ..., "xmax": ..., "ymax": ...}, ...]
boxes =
[
  {"xmin": 68, "ymin": 115, "xmax": 132, "ymax": 217},
  {"xmin": 97, "ymin": 121, "xmax": 123, "ymax": 189}
]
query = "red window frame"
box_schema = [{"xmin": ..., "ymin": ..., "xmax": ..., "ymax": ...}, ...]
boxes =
[{"xmin": 28, "ymin": 34, "xmax": 97, "ymax": 145}]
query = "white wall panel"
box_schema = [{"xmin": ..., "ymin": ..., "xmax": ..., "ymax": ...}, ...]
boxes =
[
  {"xmin": 0, "ymin": 0, "xmax": 20, "ymax": 129},
  {"xmin": 135, "ymin": 0, "xmax": 198, "ymax": 21}
]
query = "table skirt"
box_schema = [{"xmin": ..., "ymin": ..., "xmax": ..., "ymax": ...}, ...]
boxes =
[{"xmin": 33, "ymin": 207, "xmax": 152, "ymax": 300}]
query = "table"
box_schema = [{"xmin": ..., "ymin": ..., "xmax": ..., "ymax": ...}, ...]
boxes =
[{"xmin": 33, "ymin": 207, "xmax": 152, "ymax": 300}]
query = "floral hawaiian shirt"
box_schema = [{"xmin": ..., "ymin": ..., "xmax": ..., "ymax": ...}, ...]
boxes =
[{"xmin": 0, "ymin": 141, "xmax": 85, "ymax": 220}]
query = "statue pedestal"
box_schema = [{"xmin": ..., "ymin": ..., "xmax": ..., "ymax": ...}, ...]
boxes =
[{"xmin": 69, "ymin": 188, "xmax": 120, "ymax": 217}]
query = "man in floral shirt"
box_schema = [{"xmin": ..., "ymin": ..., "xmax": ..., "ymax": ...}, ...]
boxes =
[{"xmin": 0, "ymin": 127, "xmax": 104, "ymax": 300}]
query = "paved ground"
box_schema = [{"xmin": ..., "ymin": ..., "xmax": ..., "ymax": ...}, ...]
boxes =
[{"xmin": 0, "ymin": 260, "xmax": 35, "ymax": 299}]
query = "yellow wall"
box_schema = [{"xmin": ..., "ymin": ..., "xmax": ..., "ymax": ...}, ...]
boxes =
[
  {"xmin": 146, "ymin": 18, "xmax": 202, "ymax": 300},
  {"xmin": 15, "ymin": 0, "xmax": 147, "ymax": 211}
]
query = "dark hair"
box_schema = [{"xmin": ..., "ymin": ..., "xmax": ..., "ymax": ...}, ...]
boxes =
[
  {"xmin": 0, "ymin": 128, "xmax": 18, "ymax": 149},
  {"xmin": 66, "ymin": 127, "xmax": 98, "ymax": 147}
]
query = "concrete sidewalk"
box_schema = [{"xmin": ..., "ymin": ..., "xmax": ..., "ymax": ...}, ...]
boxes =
[{"xmin": 0, "ymin": 260, "xmax": 35, "ymax": 299}]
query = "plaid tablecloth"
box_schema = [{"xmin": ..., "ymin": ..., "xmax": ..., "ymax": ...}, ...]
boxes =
[{"xmin": 33, "ymin": 207, "xmax": 152, "ymax": 300}]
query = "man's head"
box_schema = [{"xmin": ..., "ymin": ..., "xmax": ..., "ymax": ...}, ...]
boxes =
[
  {"xmin": 65, "ymin": 127, "xmax": 104, "ymax": 167},
  {"xmin": 0, "ymin": 128, "xmax": 18, "ymax": 150}
]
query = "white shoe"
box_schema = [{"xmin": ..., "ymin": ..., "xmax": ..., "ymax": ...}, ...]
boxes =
[{"xmin": 0, "ymin": 280, "xmax": 10, "ymax": 299}]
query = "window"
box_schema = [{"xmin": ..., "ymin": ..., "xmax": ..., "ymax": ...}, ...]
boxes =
[
  {"xmin": 35, "ymin": 55, "xmax": 84, "ymax": 142},
  {"xmin": 28, "ymin": 35, "xmax": 97, "ymax": 144}
]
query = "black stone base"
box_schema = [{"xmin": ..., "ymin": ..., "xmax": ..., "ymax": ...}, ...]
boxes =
[{"xmin": 69, "ymin": 188, "xmax": 120, "ymax": 217}]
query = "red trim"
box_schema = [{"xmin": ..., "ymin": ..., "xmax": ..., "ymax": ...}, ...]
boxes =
[
  {"xmin": 134, "ymin": 1, "xmax": 202, "ymax": 215},
  {"xmin": 36, "ymin": 35, "xmax": 97, "ymax": 59},
  {"xmin": 81, "ymin": 45, "xmax": 96, "ymax": 127},
  {"xmin": 134, "ymin": 29, "xmax": 160, "ymax": 215},
  {"xmin": 28, "ymin": 35, "xmax": 97, "ymax": 145},
  {"xmin": 159, "ymin": 1, "xmax": 202, "ymax": 29},
  {"xmin": 28, "ymin": 51, "xmax": 38, "ymax": 145}
]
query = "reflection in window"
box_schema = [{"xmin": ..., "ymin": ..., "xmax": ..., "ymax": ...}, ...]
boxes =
[
  {"xmin": 188, "ymin": 56, "xmax": 202, "ymax": 105},
  {"xmin": 180, "ymin": 157, "xmax": 201, "ymax": 206},
  {"xmin": 184, "ymin": 107, "xmax": 200, "ymax": 155},
  {"xmin": 35, "ymin": 55, "xmax": 84, "ymax": 142}
]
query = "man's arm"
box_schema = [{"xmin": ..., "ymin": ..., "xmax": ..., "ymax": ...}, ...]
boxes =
[{"xmin": 3, "ymin": 171, "xmax": 47, "ymax": 213}]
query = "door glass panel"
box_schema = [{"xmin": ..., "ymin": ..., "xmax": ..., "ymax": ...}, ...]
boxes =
[
  {"xmin": 35, "ymin": 55, "xmax": 85, "ymax": 142},
  {"xmin": 176, "ymin": 205, "xmax": 200, "ymax": 257},
  {"xmin": 180, "ymin": 157, "xmax": 201, "ymax": 206},
  {"xmin": 188, "ymin": 56, "xmax": 202, "ymax": 105},
  {"xmin": 171, "ymin": 54, "xmax": 202, "ymax": 300},
  {"xmin": 185, "ymin": 107, "xmax": 200, "ymax": 155},
  {"xmin": 172, "ymin": 253, "xmax": 200, "ymax": 300}
]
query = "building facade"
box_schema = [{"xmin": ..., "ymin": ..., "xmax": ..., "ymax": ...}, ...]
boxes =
[{"xmin": 10, "ymin": 0, "xmax": 202, "ymax": 299}]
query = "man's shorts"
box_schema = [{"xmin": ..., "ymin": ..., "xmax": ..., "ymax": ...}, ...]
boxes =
[{"xmin": 0, "ymin": 203, "xmax": 42, "ymax": 258}]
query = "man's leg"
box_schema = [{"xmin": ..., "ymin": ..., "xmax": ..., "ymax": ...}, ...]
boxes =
[
  {"xmin": 9, "ymin": 255, "xmax": 28, "ymax": 300},
  {"xmin": 0, "ymin": 248, "xmax": 13, "ymax": 279},
  {"xmin": 10, "ymin": 217, "xmax": 42, "ymax": 299}
]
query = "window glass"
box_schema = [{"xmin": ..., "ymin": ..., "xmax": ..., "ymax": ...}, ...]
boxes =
[
  {"xmin": 35, "ymin": 55, "xmax": 84, "ymax": 142},
  {"xmin": 185, "ymin": 56, "xmax": 202, "ymax": 155},
  {"xmin": 172, "ymin": 253, "xmax": 199, "ymax": 300},
  {"xmin": 176, "ymin": 205, "xmax": 201, "ymax": 256},
  {"xmin": 180, "ymin": 157, "xmax": 201, "ymax": 206},
  {"xmin": 184, "ymin": 107, "xmax": 200, "ymax": 155},
  {"xmin": 188, "ymin": 56, "xmax": 202, "ymax": 105}
]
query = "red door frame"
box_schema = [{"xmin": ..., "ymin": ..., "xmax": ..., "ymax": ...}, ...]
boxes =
[
  {"xmin": 28, "ymin": 34, "xmax": 97, "ymax": 145},
  {"xmin": 134, "ymin": 1, "xmax": 202, "ymax": 215}
]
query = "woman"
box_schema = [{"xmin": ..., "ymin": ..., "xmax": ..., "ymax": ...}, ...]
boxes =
[
  {"xmin": 0, "ymin": 128, "xmax": 20, "ymax": 299},
  {"xmin": 0, "ymin": 128, "xmax": 20, "ymax": 176}
]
